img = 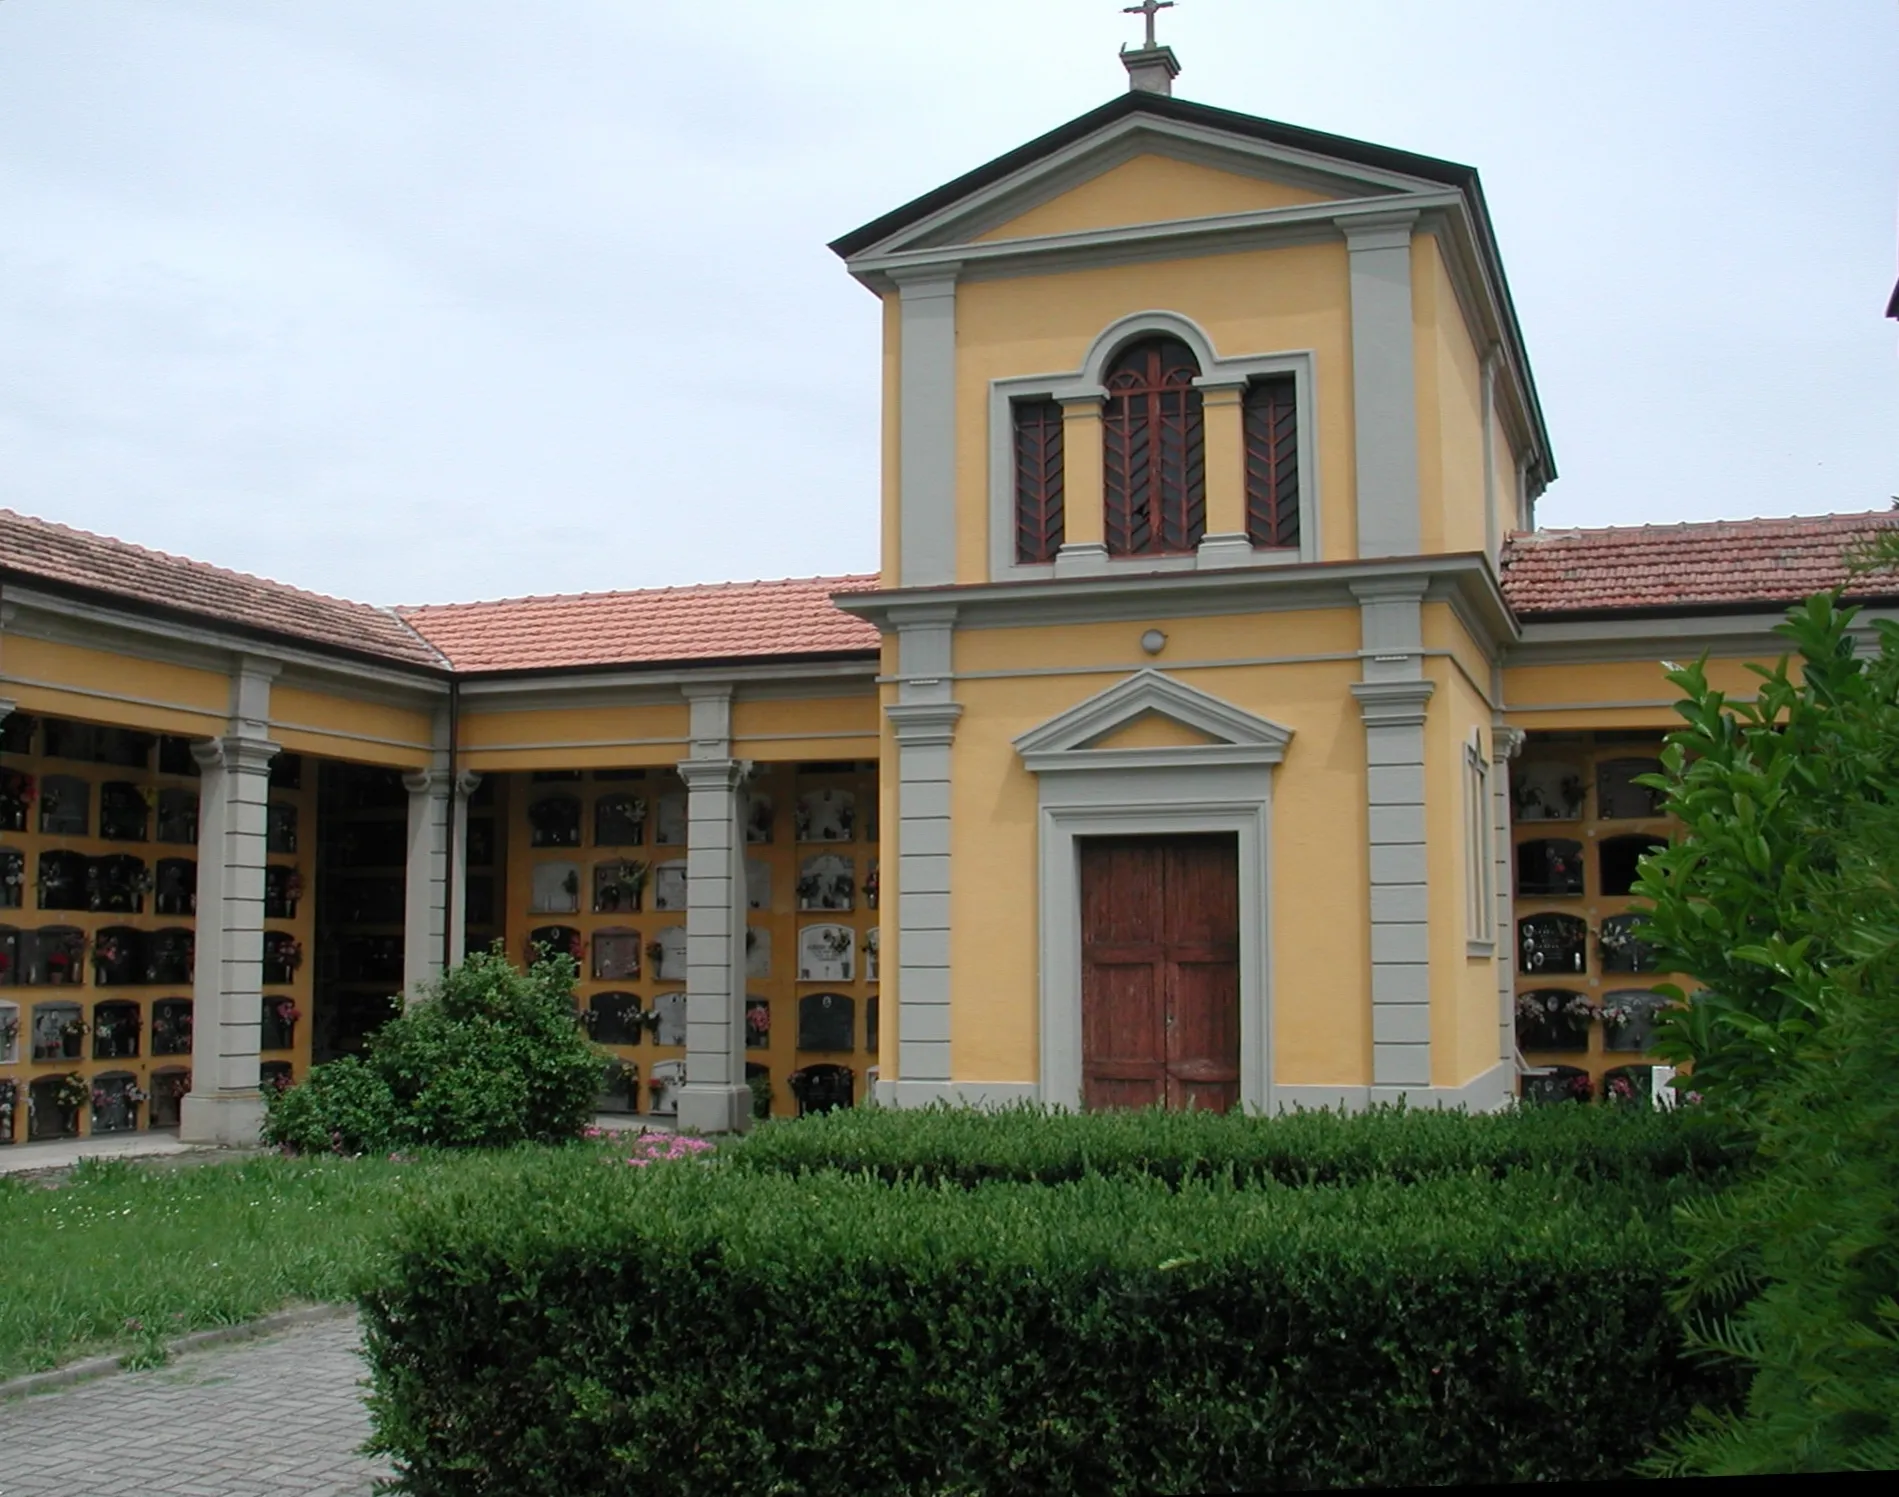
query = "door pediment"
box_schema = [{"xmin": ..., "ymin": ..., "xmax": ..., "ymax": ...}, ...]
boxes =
[{"xmin": 1014, "ymin": 669, "xmax": 1293, "ymax": 774}]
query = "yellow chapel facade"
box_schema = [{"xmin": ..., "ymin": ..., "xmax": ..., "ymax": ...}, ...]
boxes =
[{"xmin": 2, "ymin": 54, "xmax": 1891, "ymax": 1144}]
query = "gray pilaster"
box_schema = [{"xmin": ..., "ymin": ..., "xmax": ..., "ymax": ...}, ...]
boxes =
[
  {"xmin": 181, "ymin": 657, "xmax": 278, "ymax": 1146},
  {"xmin": 885, "ymin": 603, "xmax": 961, "ymax": 1104},
  {"xmin": 1346, "ymin": 214, "xmax": 1421, "ymax": 559},
  {"xmin": 180, "ymin": 703, "xmax": 278, "ymax": 1148},
  {"xmin": 402, "ymin": 769, "xmax": 452, "ymax": 998},
  {"xmin": 895, "ymin": 267, "xmax": 960, "ymax": 588},
  {"xmin": 1350, "ymin": 577, "xmax": 1433, "ymax": 1095},
  {"xmin": 1493, "ymin": 727, "xmax": 1526, "ymax": 1070},
  {"xmin": 674, "ymin": 684, "xmax": 751, "ymax": 1135}
]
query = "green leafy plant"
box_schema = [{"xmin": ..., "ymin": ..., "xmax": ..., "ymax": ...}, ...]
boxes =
[
  {"xmin": 263, "ymin": 946, "xmax": 605, "ymax": 1153},
  {"xmin": 1632, "ymin": 558, "xmax": 1899, "ymax": 1473},
  {"xmin": 1631, "ymin": 590, "xmax": 1899, "ymax": 1107}
]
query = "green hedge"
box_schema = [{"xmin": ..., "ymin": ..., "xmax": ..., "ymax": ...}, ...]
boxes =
[
  {"xmin": 721, "ymin": 1099, "xmax": 1747, "ymax": 1190},
  {"xmin": 363, "ymin": 1151, "xmax": 1740, "ymax": 1494}
]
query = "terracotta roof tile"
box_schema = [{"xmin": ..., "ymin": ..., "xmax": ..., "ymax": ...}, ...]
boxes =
[
  {"xmin": 396, "ymin": 575, "xmax": 881, "ymax": 672},
  {"xmin": 0, "ymin": 507, "xmax": 444, "ymax": 668},
  {"xmin": 1500, "ymin": 511, "xmax": 1899, "ymax": 616}
]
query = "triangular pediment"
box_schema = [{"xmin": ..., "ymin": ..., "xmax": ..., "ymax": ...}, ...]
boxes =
[
  {"xmin": 972, "ymin": 151, "xmax": 1348, "ymax": 246},
  {"xmin": 1014, "ymin": 669, "xmax": 1293, "ymax": 772},
  {"xmin": 832, "ymin": 93, "xmax": 1462, "ymax": 263}
]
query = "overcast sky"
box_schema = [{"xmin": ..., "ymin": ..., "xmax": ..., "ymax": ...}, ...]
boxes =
[{"xmin": 2, "ymin": 1, "xmax": 1895, "ymax": 606}]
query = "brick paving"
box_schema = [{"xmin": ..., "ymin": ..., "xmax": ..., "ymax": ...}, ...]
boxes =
[{"xmin": 0, "ymin": 1315, "xmax": 389, "ymax": 1497}]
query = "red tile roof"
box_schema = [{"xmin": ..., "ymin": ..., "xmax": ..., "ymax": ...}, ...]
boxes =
[
  {"xmin": 13, "ymin": 503, "xmax": 1897, "ymax": 676},
  {"xmin": 0, "ymin": 507, "xmax": 445, "ymax": 668},
  {"xmin": 396, "ymin": 575, "xmax": 881, "ymax": 672},
  {"xmin": 1501, "ymin": 511, "xmax": 1899, "ymax": 616}
]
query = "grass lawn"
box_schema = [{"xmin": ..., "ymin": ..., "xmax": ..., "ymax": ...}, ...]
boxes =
[{"xmin": 0, "ymin": 1145, "xmax": 586, "ymax": 1379}]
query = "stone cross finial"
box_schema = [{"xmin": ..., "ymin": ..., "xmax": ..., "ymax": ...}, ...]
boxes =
[{"xmin": 1123, "ymin": 0, "xmax": 1175, "ymax": 50}]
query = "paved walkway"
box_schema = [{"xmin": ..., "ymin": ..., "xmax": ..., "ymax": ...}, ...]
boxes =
[{"xmin": 0, "ymin": 1315, "xmax": 389, "ymax": 1497}]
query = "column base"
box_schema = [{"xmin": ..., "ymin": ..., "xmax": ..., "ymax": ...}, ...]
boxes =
[
  {"xmin": 674, "ymin": 1083, "xmax": 754, "ymax": 1136},
  {"xmin": 1051, "ymin": 542, "xmax": 1110, "ymax": 577},
  {"xmin": 1194, "ymin": 533, "xmax": 1256, "ymax": 569},
  {"xmin": 179, "ymin": 1091, "xmax": 267, "ymax": 1147}
]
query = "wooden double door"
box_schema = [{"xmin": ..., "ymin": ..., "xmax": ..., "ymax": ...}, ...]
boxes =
[{"xmin": 1079, "ymin": 834, "xmax": 1241, "ymax": 1113}]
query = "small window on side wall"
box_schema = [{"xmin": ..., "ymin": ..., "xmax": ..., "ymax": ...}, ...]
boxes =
[
  {"xmin": 1011, "ymin": 398, "xmax": 1065, "ymax": 564},
  {"xmin": 1243, "ymin": 374, "xmax": 1299, "ymax": 550}
]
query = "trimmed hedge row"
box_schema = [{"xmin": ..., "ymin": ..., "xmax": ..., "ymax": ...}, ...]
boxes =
[
  {"xmin": 363, "ymin": 1150, "xmax": 1741, "ymax": 1495},
  {"xmin": 721, "ymin": 1099, "xmax": 1748, "ymax": 1189}
]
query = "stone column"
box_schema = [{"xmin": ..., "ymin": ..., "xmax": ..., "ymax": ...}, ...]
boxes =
[
  {"xmin": 1350, "ymin": 577, "xmax": 1434, "ymax": 1100},
  {"xmin": 180, "ymin": 734, "xmax": 277, "ymax": 1145},
  {"xmin": 1493, "ymin": 727, "xmax": 1526, "ymax": 1071},
  {"xmin": 1053, "ymin": 396, "xmax": 1108, "ymax": 576},
  {"xmin": 674, "ymin": 685, "xmax": 751, "ymax": 1135},
  {"xmin": 402, "ymin": 769, "xmax": 452, "ymax": 999},
  {"xmin": 1194, "ymin": 377, "xmax": 1254, "ymax": 568}
]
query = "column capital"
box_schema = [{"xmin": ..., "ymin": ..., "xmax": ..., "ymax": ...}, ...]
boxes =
[
  {"xmin": 403, "ymin": 768, "xmax": 454, "ymax": 797},
  {"xmin": 455, "ymin": 769, "xmax": 483, "ymax": 798},
  {"xmin": 1350, "ymin": 679, "xmax": 1434, "ymax": 728},
  {"xmin": 192, "ymin": 735, "xmax": 279, "ymax": 774},
  {"xmin": 677, "ymin": 756, "xmax": 745, "ymax": 792},
  {"xmin": 886, "ymin": 701, "xmax": 964, "ymax": 748},
  {"xmin": 1492, "ymin": 727, "xmax": 1527, "ymax": 763},
  {"xmin": 0, "ymin": 697, "xmax": 16, "ymax": 723}
]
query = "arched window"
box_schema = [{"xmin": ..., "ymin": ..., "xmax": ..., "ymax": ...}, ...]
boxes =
[{"xmin": 1102, "ymin": 336, "xmax": 1205, "ymax": 556}]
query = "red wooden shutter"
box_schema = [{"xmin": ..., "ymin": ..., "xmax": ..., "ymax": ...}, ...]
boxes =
[
  {"xmin": 1243, "ymin": 375, "xmax": 1299, "ymax": 549},
  {"xmin": 1102, "ymin": 337, "xmax": 1205, "ymax": 556},
  {"xmin": 1012, "ymin": 399, "xmax": 1065, "ymax": 564}
]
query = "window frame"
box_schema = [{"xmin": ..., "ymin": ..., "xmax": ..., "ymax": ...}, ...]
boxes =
[
  {"xmin": 1464, "ymin": 729, "xmax": 1495, "ymax": 948},
  {"xmin": 986, "ymin": 311, "xmax": 1319, "ymax": 583}
]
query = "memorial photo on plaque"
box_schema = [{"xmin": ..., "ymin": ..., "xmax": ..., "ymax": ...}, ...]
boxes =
[
  {"xmin": 652, "ymin": 860, "xmax": 688, "ymax": 913},
  {"xmin": 529, "ymin": 861, "xmax": 581, "ymax": 916},
  {"xmin": 155, "ymin": 858, "xmax": 197, "ymax": 918},
  {"xmin": 796, "ymin": 854, "xmax": 854, "ymax": 912},
  {"xmin": 795, "ymin": 788, "xmax": 854, "ymax": 843},
  {"xmin": 798, "ymin": 924, "xmax": 854, "ymax": 983}
]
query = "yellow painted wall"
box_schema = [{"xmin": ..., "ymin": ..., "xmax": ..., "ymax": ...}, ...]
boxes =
[
  {"xmin": 1412, "ymin": 233, "xmax": 1489, "ymax": 559},
  {"xmin": 732, "ymin": 694, "xmax": 879, "ymax": 761},
  {"xmin": 1423, "ymin": 603, "xmax": 1497, "ymax": 710},
  {"xmin": 975, "ymin": 153, "xmax": 1337, "ymax": 243},
  {"xmin": 944, "ymin": 606, "xmax": 1371, "ymax": 1088},
  {"xmin": 954, "ymin": 243, "xmax": 1357, "ymax": 581},
  {"xmin": 460, "ymin": 702, "xmax": 690, "ymax": 773},
  {"xmin": 268, "ymin": 685, "xmax": 433, "ymax": 770},
  {"xmin": 1, "ymin": 636, "xmax": 227, "ymax": 737},
  {"xmin": 1504, "ymin": 655, "xmax": 1766, "ymax": 731},
  {"xmin": 1423, "ymin": 661, "xmax": 1501, "ymax": 1086},
  {"xmin": 1090, "ymin": 711, "xmax": 1224, "ymax": 750}
]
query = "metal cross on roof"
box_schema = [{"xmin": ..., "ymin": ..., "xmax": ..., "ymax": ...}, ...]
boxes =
[{"xmin": 1123, "ymin": 0, "xmax": 1175, "ymax": 50}]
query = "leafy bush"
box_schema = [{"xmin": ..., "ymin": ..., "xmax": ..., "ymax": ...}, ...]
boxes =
[
  {"xmin": 1632, "ymin": 591, "xmax": 1899, "ymax": 1106},
  {"xmin": 262, "ymin": 1055, "xmax": 401, "ymax": 1155},
  {"xmin": 264, "ymin": 947, "xmax": 602, "ymax": 1153},
  {"xmin": 722, "ymin": 1097, "xmax": 1747, "ymax": 1190},
  {"xmin": 362, "ymin": 1154, "xmax": 1739, "ymax": 1495},
  {"xmin": 1633, "ymin": 569, "xmax": 1899, "ymax": 1472},
  {"xmin": 1646, "ymin": 785, "xmax": 1899, "ymax": 1474}
]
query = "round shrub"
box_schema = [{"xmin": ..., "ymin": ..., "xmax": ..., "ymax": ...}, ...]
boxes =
[
  {"xmin": 262, "ymin": 1054, "xmax": 400, "ymax": 1155},
  {"xmin": 265, "ymin": 947, "xmax": 603, "ymax": 1153}
]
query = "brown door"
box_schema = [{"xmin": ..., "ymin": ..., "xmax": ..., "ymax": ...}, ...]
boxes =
[{"xmin": 1079, "ymin": 834, "xmax": 1241, "ymax": 1112}]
